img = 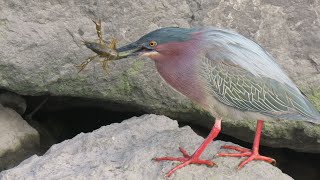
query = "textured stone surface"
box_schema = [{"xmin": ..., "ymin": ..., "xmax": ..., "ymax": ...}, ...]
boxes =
[
  {"xmin": 0, "ymin": 115, "xmax": 292, "ymax": 180},
  {"xmin": 0, "ymin": 104, "xmax": 39, "ymax": 170},
  {"xmin": 0, "ymin": 91, "xmax": 26, "ymax": 115},
  {"xmin": 0, "ymin": 0, "xmax": 319, "ymax": 152}
]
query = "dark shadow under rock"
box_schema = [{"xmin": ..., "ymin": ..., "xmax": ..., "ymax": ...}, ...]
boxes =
[
  {"xmin": 0, "ymin": 115, "xmax": 292, "ymax": 180},
  {"xmin": 18, "ymin": 95, "xmax": 320, "ymax": 180}
]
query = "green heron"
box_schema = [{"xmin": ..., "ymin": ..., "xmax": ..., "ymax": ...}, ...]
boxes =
[{"xmin": 116, "ymin": 27, "xmax": 320, "ymax": 177}]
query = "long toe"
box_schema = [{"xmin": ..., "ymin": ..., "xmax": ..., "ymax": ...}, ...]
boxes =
[
  {"xmin": 154, "ymin": 119, "xmax": 221, "ymax": 177},
  {"xmin": 217, "ymin": 145, "xmax": 252, "ymax": 157},
  {"xmin": 221, "ymin": 145, "xmax": 250, "ymax": 153},
  {"xmin": 217, "ymin": 145, "xmax": 276, "ymax": 169},
  {"xmin": 238, "ymin": 154, "xmax": 276, "ymax": 169},
  {"xmin": 153, "ymin": 147, "xmax": 216, "ymax": 177}
]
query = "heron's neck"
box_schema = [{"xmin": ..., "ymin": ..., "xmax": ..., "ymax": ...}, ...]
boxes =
[{"xmin": 153, "ymin": 48, "xmax": 210, "ymax": 111}]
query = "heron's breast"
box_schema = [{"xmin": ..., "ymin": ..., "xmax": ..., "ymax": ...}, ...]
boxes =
[{"xmin": 154, "ymin": 54, "xmax": 212, "ymax": 111}]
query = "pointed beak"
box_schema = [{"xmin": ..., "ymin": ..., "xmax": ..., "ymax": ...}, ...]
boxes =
[{"xmin": 116, "ymin": 42, "xmax": 143, "ymax": 58}]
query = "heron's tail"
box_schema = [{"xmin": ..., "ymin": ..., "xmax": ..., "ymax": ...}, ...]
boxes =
[
  {"xmin": 312, "ymin": 115, "xmax": 320, "ymax": 124},
  {"xmin": 298, "ymin": 94, "xmax": 320, "ymax": 124}
]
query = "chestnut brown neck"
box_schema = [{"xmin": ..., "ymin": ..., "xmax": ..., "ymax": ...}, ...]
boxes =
[{"xmin": 150, "ymin": 40, "xmax": 210, "ymax": 110}]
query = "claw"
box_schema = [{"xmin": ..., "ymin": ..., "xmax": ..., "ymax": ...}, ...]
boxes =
[
  {"xmin": 153, "ymin": 147, "xmax": 217, "ymax": 177},
  {"xmin": 108, "ymin": 38, "xmax": 118, "ymax": 50},
  {"xmin": 217, "ymin": 120, "xmax": 276, "ymax": 169},
  {"xmin": 92, "ymin": 19, "xmax": 104, "ymax": 45},
  {"xmin": 77, "ymin": 19, "xmax": 119, "ymax": 73},
  {"xmin": 217, "ymin": 145, "xmax": 276, "ymax": 169},
  {"xmin": 76, "ymin": 55, "xmax": 98, "ymax": 73},
  {"xmin": 153, "ymin": 119, "xmax": 222, "ymax": 177}
]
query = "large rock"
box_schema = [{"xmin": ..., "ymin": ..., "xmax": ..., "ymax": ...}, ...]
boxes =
[
  {"xmin": 0, "ymin": 91, "xmax": 27, "ymax": 115},
  {"xmin": 0, "ymin": 115, "xmax": 292, "ymax": 180},
  {"xmin": 0, "ymin": 104, "xmax": 39, "ymax": 170},
  {"xmin": 0, "ymin": 0, "xmax": 319, "ymax": 152}
]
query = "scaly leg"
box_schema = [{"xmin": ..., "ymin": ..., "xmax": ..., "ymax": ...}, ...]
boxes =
[
  {"xmin": 217, "ymin": 120, "xmax": 276, "ymax": 169},
  {"xmin": 76, "ymin": 55, "xmax": 98, "ymax": 73},
  {"xmin": 153, "ymin": 118, "xmax": 221, "ymax": 177}
]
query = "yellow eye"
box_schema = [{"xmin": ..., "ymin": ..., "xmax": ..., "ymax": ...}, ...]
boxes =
[{"xmin": 149, "ymin": 40, "xmax": 157, "ymax": 47}]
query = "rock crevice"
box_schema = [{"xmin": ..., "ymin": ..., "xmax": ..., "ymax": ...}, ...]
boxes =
[{"xmin": 0, "ymin": 115, "xmax": 292, "ymax": 180}]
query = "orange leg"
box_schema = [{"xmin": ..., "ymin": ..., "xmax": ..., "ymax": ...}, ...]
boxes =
[
  {"xmin": 153, "ymin": 119, "xmax": 221, "ymax": 177},
  {"xmin": 217, "ymin": 120, "xmax": 276, "ymax": 169}
]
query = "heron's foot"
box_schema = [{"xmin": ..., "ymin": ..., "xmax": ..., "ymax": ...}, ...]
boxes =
[
  {"xmin": 153, "ymin": 147, "xmax": 216, "ymax": 177},
  {"xmin": 153, "ymin": 119, "xmax": 221, "ymax": 177},
  {"xmin": 217, "ymin": 145, "xmax": 276, "ymax": 169}
]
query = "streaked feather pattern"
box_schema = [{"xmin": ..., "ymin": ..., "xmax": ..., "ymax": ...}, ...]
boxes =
[
  {"xmin": 197, "ymin": 28, "xmax": 298, "ymax": 91},
  {"xmin": 119, "ymin": 26, "xmax": 320, "ymax": 124},
  {"xmin": 196, "ymin": 27, "xmax": 320, "ymax": 123}
]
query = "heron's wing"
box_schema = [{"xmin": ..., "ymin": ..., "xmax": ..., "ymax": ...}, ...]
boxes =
[
  {"xmin": 199, "ymin": 49, "xmax": 320, "ymax": 122},
  {"xmin": 199, "ymin": 27, "xmax": 298, "ymax": 91}
]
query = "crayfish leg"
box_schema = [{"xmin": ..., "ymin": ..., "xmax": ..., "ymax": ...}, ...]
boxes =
[
  {"xmin": 108, "ymin": 38, "xmax": 118, "ymax": 50},
  {"xmin": 92, "ymin": 19, "xmax": 104, "ymax": 46},
  {"xmin": 76, "ymin": 55, "xmax": 98, "ymax": 73},
  {"xmin": 100, "ymin": 58, "xmax": 110, "ymax": 74}
]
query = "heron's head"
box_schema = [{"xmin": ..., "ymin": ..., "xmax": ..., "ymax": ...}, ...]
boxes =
[{"xmin": 117, "ymin": 27, "xmax": 200, "ymax": 61}]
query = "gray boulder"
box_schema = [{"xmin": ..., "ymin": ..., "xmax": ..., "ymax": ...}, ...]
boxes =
[
  {"xmin": 0, "ymin": 114, "xmax": 292, "ymax": 180},
  {"xmin": 0, "ymin": 92, "xmax": 27, "ymax": 115},
  {"xmin": 0, "ymin": 104, "xmax": 39, "ymax": 170},
  {"xmin": 0, "ymin": 0, "xmax": 319, "ymax": 152}
]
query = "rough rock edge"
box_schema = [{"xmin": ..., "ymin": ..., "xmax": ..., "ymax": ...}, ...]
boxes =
[
  {"xmin": 0, "ymin": 115, "xmax": 292, "ymax": 180},
  {"xmin": 0, "ymin": 105, "xmax": 40, "ymax": 171},
  {"xmin": 0, "ymin": 0, "xmax": 319, "ymax": 153}
]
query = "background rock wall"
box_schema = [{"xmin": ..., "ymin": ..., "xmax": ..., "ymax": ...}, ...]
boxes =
[{"xmin": 0, "ymin": 0, "xmax": 319, "ymax": 152}]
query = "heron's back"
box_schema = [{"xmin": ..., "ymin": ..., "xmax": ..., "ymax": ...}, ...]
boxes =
[{"xmin": 197, "ymin": 27, "xmax": 320, "ymax": 124}]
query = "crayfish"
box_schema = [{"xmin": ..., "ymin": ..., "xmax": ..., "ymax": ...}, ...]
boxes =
[{"xmin": 77, "ymin": 19, "xmax": 119, "ymax": 73}]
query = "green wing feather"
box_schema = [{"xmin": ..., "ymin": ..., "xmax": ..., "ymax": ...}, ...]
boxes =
[{"xmin": 200, "ymin": 56, "xmax": 320, "ymax": 122}]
